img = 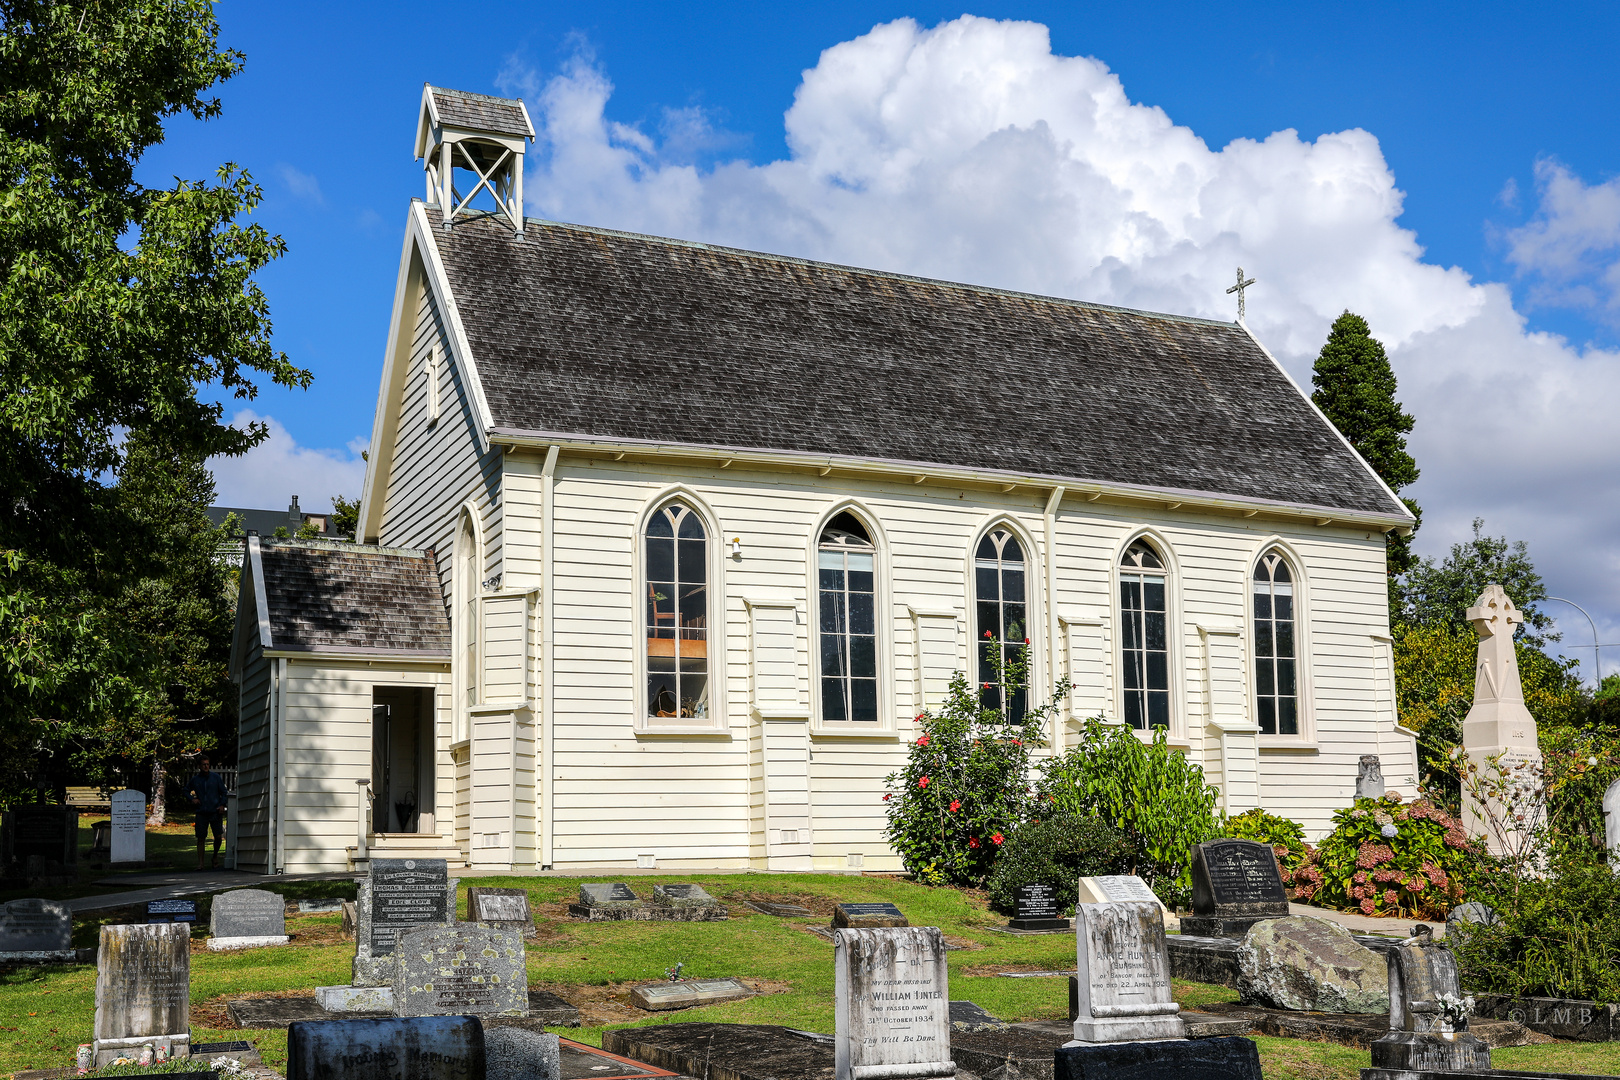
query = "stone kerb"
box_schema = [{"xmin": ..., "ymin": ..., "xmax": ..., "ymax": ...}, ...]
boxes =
[
  {"xmin": 567, "ymin": 882, "xmax": 727, "ymax": 922},
  {"xmin": 208, "ymin": 889, "xmax": 288, "ymax": 951},
  {"xmin": 92, "ymin": 922, "xmax": 191, "ymax": 1066},
  {"xmin": 392, "ymin": 924, "xmax": 528, "ymax": 1018},
  {"xmin": 1071, "ymin": 900, "xmax": 1185, "ymax": 1045},
  {"xmin": 833, "ymin": 926, "xmax": 954, "ymax": 1080},
  {"xmin": 0, "ymin": 898, "xmax": 74, "ymax": 963}
]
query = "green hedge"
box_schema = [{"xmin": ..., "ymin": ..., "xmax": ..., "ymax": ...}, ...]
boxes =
[{"xmin": 986, "ymin": 813, "xmax": 1133, "ymax": 915}]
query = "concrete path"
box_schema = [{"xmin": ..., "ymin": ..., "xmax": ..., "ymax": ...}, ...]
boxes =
[{"xmin": 67, "ymin": 870, "xmax": 355, "ymax": 914}]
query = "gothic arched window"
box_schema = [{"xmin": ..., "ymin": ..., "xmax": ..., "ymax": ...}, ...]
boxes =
[
  {"xmin": 975, "ymin": 528, "xmax": 1028, "ymax": 721},
  {"xmin": 1120, "ymin": 539, "xmax": 1169, "ymax": 730},
  {"xmin": 1253, "ymin": 549, "xmax": 1298, "ymax": 736},
  {"xmin": 646, "ymin": 502, "xmax": 709, "ymax": 721},
  {"xmin": 818, "ymin": 512, "xmax": 878, "ymax": 723}
]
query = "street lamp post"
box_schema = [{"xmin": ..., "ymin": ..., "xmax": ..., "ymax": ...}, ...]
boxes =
[{"xmin": 1547, "ymin": 596, "xmax": 1600, "ymax": 688}]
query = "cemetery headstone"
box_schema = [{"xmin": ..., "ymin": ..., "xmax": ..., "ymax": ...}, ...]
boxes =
[
  {"xmin": 352, "ymin": 858, "xmax": 453, "ymax": 987},
  {"xmin": 1181, "ymin": 839, "xmax": 1289, "ymax": 937},
  {"xmin": 0, "ymin": 898, "xmax": 74, "ymax": 962},
  {"xmin": 2, "ymin": 805, "xmax": 78, "ymax": 877},
  {"xmin": 1076, "ymin": 876, "xmax": 1172, "ymax": 927},
  {"xmin": 832, "ymin": 902, "xmax": 908, "ymax": 929},
  {"xmin": 1007, "ymin": 883, "xmax": 1068, "ymax": 931},
  {"xmin": 285, "ymin": 1016, "xmax": 483, "ymax": 1080},
  {"xmin": 1445, "ymin": 902, "xmax": 1498, "ymax": 946},
  {"xmin": 299, "ymin": 898, "xmax": 346, "ymax": 914},
  {"xmin": 833, "ymin": 926, "xmax": 954, "ymax": 1080},
  {"xmin": 109, "ymin": 790, "xmax": 146, "ymax": 865},
  {"xmin": 567, "ymin": 882, "xmax": 643, "ymax": 920},
  {"xmin": 485, "ymin": 1026, "xmax": 560, "ymax": 1080},
  {"xmin": 1054, "ymin": 1036, "xmax": 1262, "ymax": 1080},
  {"xmin": 467, "ymin": 887, "xmax": 535, "ymax": 932},
  {"xmin": 1370, "ymin": 937, "xmax": 1491, "ymax": 1072},
  {"xmin": 146, "ymin": 899, "xmax": 198, "ymax": 924},
  {"xmin": 92, "ymin": 922, "xmax": 191, "ymax": 1066},
  {"xmin": 392, "ymin": 923, "xmax": 528, "ymax": 1017},
  {"xmin": 630, "ymin": 977, "xmax": 754, "ymax": 1011},
  {"xmin": 208, "ymin": 889, "xmax": 288, "ymax": 950},
  {"xmin": 1604, "ymin": 776, "xmax": 1619, "ymax": 862},
  {"xmin": 342, "ymin": 900, "xmax": 357, "ymax": 939},
  {"xmin": 1357, "ymin": 755, "xmax": 1386, "ymax": 799},
  {"xmin": 1071, "ymin": 900, "xmax": 1184, "ymax": 1044},
  {"xmin": 652, "ymin": 882, "xmax": 724, "ymax": 911}
]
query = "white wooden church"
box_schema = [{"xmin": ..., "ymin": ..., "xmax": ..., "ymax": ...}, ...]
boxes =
[{"xmin": 230, "ymin": 85, "xmax": 1418, "ymax": 875}]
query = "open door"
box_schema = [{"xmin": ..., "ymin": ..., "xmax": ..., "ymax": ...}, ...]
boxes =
[{"xmin": 371, "ymin": 688, "xmax": 436, "ymax": 834}]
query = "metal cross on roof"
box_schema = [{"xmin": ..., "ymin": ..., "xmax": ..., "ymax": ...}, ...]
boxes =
[{"xmin": 1226, "ymin": 266, "xmax": 1257, "ymax": 321}]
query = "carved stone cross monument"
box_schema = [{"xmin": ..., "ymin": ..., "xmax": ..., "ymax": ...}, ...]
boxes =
[{"xmin": 1461, "ymin": 584, "xmax": 1543, "ymax": 849}]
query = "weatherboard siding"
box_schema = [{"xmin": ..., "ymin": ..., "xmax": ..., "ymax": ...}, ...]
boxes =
[{"xmin": 233, "ymin": 601, "xmax": 273, "ymax": 874}]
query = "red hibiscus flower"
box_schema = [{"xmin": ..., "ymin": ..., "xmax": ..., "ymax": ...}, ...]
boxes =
[
  {"xmin": 991, "ymin": 832, "xmax": 1005, "ymax": 845},
  {"xmin": 981, "ymin": 682, "xmax": 991, "ymax": 690},
  {"xmin": 882, "ymin": 793, "xmax": 891, "ymax": 801},
  {"xmin": 968, "ymin": 837, "xmax": 980, "ymax": 849},
  {"xmin": 918, "ymin": 776, "xmax": 930, "ymax": 789},
  {"xmin": 1023, "ymin": 637, "xmax": 1030, "ymax": 644},
  {"xmin": 949, "ymin": 800, "xmax": 961, "ymax": 813},
  {"xmin": 916, "ymin": 735, "xmax": 930, "ymax": 747}
]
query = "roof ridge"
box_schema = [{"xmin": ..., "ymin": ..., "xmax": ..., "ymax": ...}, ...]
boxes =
[
  {"xmin": 429, "ymin": 85, "xmax": 524, "ymax": 106},
  {"xmin": 261, "ymin": 539, "xmax": 430, "ymax": 558},
  {"xmin": 499, "ymin": 211, "xmax": 1242, "ymax": 331}
]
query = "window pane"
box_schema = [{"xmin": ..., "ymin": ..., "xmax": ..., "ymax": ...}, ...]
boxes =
[
  {"xmin": 849, "ymin": 635, "xmax": 876, "ymax": 678},
  {"xmin": 648, "ymin": 654, "xmax": 676, "ymax": 673},
  {"xmin": 848, "ymin": 592, "xmax": 875, "ymax": 636},
  {"xmin": 1122, "ymin": 608, "xmax": 1142, "ymax": 651},
  {"xmin": 818, "ymin": 551, "xmax": 844, "ymax": 571},
  {"xmin": 1273, "ymin": 561, "xmax": 1292, "ymax": 584},
  {"xmin": 676, "ymin": 627, "xmax": 706, "ymax": 660},
  {"xmin": 977, "ymin": 601, "xmax": 1000, "ymax": 640},
  {"xmin": 679, "ymin": 585, "xmax": 706, "ymax": 630},
  {"xmin": 822, "ymin": 678, "xmax": 847, "ymax": 722},
  {"xmin": 846, "ymin": 552, "xmax": 874, "ymax": 573},
  {"xmin": 1277, "ymin": 658, "xmax": 1296, "ymax": 696},
  {"xmin": 976, "ymin": 534, "xmax": 997, "ymax": 560},
  {"xmin": 1144, "ymin": 579, "xmax": 1165, "ymax": 613},
  {"xmin": 820, "ymin": 590, "xmax": 845, "ymax": 634},
  {"xmin": 1003, "ymin": 568, "xmax": 1025, "ymax": 603},
  {"xmin": 1001, "ymin": 536, "xmax": 1024, "ymax": 562},
  {"xmin": 848, "ymin": 569, "xmax": 874, "ymax": 594},
  {"xmin": 821, "ymin": 632, "xmax": 846, "ymax": 677},
  {"xmin": 1275, "ymin": 593, "xmax": 1293, "ymax": 622},
  {"xmin": 1004, "ymin": 603, "xmax": 1026, "ymax": 642},
  {"xmin": 1253, "ymin": 590, "xmax": 1272, "ymax": 620},
  {"xmin": 677, "ymin": 511, "xmax": 704, "ymax": 540},
  {"xmin": 1123, "ymin": 650, "xmax": 1144, "ymax": 690},
  {"xmin": 851, "ymin": 679, "xmax": 878, "ymax": 722},
  {"xmin": 678, "ymin": 539, "xmax": 706, "ymax": 583},
  {"xmin": 1120, "ymin": 578, "xmax": 1142, "ymax": 612},
  {"xmin": 1257, "ymin": 696, "xmax": 1276, "ymax": 735},
  {"xmin": 647, "ymin": 538, "xmax": 674, "ymax": 585},
  {"xmin": 980, "ymin": 683, "xmax": 1002, "ymax": 713},
  {"xmin": 1125, "ymin": 691, "xmax": 1145, "ymax": 730},
  {"xmin": 649, "ymin": 673, "xmax": 678, "ymax": 717},
  {"xmin": 1146, "ymin": 650, "xmax": 1168, "ymax": 691},
  {"xmin": 682, "ymin": 674, "xmax": 709, "ymax": 718},
  {"xmin": 648, "ymin": 511, "xmax": 674, "ymax": 538},
  {"xmin": 976, "ymin": 565, "xmax": 1000, "ymax": 601},
  {"xmin": 819, "ymin": 566, "xmax": 844, "ymax": 592},
  {"xmin": 1145, "ymin": 610, "xmax": 1165, "ymax": 651},
  {"xmin": 1147, "ymin": 691, "xmax": 1169, "ymax": 729},
  {"xmin": 1008, "ymin": 685, "xmax": 1028, "ymax": 724},
  {"xmin": 978, "ymin": 641, "xmax": 997, "ymax": 684},
  {"xmin": 1255, "ymin": 621, "xmax": 1273, "ymax": 658},
  {"xmin": 679, "ymin": 654, "xmax": 706, "ymax": 673},
  {"xmin": 1275, "ymin": 621, "xmax": 1294, "ymax": 659},
  {"xmin": 1257, "ymin": 659, "xmax": 1274, "ymax": 696},
  {"xmin": 1278, "ymin": 696, "xmax": 1298, "ymax": 735}
]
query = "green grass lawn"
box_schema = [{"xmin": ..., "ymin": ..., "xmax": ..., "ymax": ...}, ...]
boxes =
[{"xmin": 2, "ymin": 873, "xmax": 1618, "ymax": 1078}]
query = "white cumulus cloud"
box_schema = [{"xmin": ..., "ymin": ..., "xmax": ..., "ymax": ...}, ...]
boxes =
[
  {"xmin": 513, "ymin": 15, "xmax": 1620, "ymax": 675},
  {"xmin": 208, "ymin": 410, "xmax": 366, "ymax": 516},
  {"xmin": 1503, "ymin": 159, "xmax": 1620, "ymax": 322}
]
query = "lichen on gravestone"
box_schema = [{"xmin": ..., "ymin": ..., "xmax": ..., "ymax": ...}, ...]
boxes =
[{"xmin": 1236, "ymin": 915, "xmax": 1388, "ymax": 1013}]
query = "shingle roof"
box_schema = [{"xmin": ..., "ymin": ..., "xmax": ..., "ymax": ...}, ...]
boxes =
[
  {"xmin": 257, "ymin": 541, "xmax": 449, "ymax": 655},
  {"xmin": 428, "ymin": 211, "xmax": 1407, "ymax": 519},
  {"xmin": 428, "ymin": 87, "xmax": 533, "ymax": 139}
]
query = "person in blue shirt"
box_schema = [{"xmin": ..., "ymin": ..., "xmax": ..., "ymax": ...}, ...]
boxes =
[{"xmin": 185, "ymin": 757, "xmax": 228, "ymax": 870}]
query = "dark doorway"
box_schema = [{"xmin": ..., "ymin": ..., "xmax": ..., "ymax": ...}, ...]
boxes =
[{"xmin": 371, "ymin": 687, "xmax": 437, "ymax": 834}]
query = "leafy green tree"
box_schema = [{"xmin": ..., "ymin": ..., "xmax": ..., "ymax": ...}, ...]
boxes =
[
  {"xmin": 0, "ymin": 0, "xmax": 308, "ymax": 793},
  {"xmin": 1397, "ymin": 518, "xmax": 1555, "ymax": 646},
  {"xmin": 1310, "ymin": 312, "xmax": 1421, "ymax": 580},
  {"xmin": 331, "ymin": 495, "xmax": 361, "ymax": 541}
]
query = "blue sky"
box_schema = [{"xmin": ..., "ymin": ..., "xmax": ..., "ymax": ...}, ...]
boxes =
[{"xmin": 152, "ymin": 2, "xmax": 1620, "ymax": 675}]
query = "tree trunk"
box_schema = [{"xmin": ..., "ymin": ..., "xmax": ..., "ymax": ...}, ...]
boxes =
[{"xmin": 147, "ymin": 760, "xmax": 167, "ymax": 827}]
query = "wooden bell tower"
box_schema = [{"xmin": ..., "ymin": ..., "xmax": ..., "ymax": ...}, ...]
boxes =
[{"xmin": 415, "ymin": 84, "xmax": 535, "ymax": 237}]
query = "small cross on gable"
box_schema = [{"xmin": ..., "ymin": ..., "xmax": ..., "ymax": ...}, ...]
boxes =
[{"xmin": 1226, "ymin": 266, "xmax": 1257, "ymax": 321}]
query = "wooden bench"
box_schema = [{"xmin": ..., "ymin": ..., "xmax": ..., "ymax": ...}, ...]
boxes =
[{"xmin": 65, "ymin": 786, "xmax": 110, "ymax": 812}]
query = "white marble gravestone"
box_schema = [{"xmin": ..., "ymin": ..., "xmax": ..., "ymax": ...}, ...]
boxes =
[
  {"xmin": 109, "ymin": 790, "xmax": 146, "ymax": 865},
  {"xmin": 1461, "ymin": 585, "xmax": 1544, "ymax": 849},
  {"xmin": 834, "ymin": 926, "xmax": 954, "ymax": 1080},
  {"xmin": 1070, "ymin": 901, "xmax": 1184, "ymax": 1045},
  {"xmin": 1604, "ymin": 776, "xmax": 1619, "ymax": 864},
  {"xmin": 92, "ymin": 922, "xmax": 191, "ymax": 1065}
]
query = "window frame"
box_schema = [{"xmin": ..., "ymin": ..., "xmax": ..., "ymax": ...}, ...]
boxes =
[
  {"xmin": 969, "ymin": 519, "xmax": 1043, "ymax": 724},
  {"xmin": 451, "ymin": 506, "xmax": 481, "ymax": 746},
  {"xmin": 1109, "ymin": 530, "xmax": 1183, "ymax": 741},
  {"xmin": 1246, "ymin": 539, "xmax": 1315, "ymax": 747},
  {"xmin": 810, "ymin": 503, "xmax": 893, "ymax": 734},
  {"xmin": 633, "ymin": 489, "xmax": 728, "ymax": 735}
]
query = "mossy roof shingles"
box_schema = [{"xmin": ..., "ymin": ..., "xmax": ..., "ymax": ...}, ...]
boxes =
[{"xmin": 258, "ymin": 541, "xmax": 449, "ymax": 655}]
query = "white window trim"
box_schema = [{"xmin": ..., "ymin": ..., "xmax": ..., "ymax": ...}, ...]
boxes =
[
  {"xmin": 809, "ymin": 502, "xmax": 894, "ymax": 734},
  {"xmin": 1245, "ymin": 538, "xmax": 1318, "ymax": 747},
  {"xmin": 632, "ymin": 487, "xmax": 729, "ymax": 735},
  {"xmin": 427, "ymin": 342, "xmax": 443, "ymax": 423},
  {"xmin": 966, "ymin": 516, "xmax": 1047, "ymax": 720},
  {"xmin": 1109, "ymin": 528, "xmax": 1186, "ymax": 742},
  {"xmin": 451, "ymin": 505, "xmax": 482, "ymax": 746}
]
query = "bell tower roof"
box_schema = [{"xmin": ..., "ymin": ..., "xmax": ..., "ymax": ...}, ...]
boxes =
[
  {"xmin": 415, "ymin": 85, "xmax": 535, "ymax": 158},
  {"xmin": 415, "ymin": 84, "xmax": 534, "ymax": 238}
]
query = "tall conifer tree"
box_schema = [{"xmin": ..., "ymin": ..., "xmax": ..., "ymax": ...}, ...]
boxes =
[{"xmin": 1310, "ymin": 312, "xmax": 1421, "ymax": 583}]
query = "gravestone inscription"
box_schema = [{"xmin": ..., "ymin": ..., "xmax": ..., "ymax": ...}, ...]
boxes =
[
  {"xmin": 352, "ymin": 860, "xmax": 454, "ymax": 987},
  {"xmin": 146, "ymin": 899, "xmax": 198, "ymax": 924},
  {"xmin": 92, "ymin": 922, "xmax": 191, "ymax": 1065},
  {"xmin": 1077, "ymin": 875, "xmax": 1173, "ymax": 930},
  {"xmin": 285, "ymin": 1016, "xmax": 483, "ymax": 1080},
  {"xmin": 392, "ymin": 924, "xmax": 528, "ymax": 1018},
  {"xmin": 110, "ymin": 790, "xmax": 146, "ymax": 865},
  {"xmin": 1071, "ymin": 900, "xmax": 1184, "ymax": 1044},
  {"xmin": 1008, "ymin": 884, "xmax": 1068, "ymax": 931},
  {"xmin": 208, "ymin": 889, "xmax": 288, "ymax": 950},
  {"xmin": 467, "ymin": 887, "xmax": 534, "ymax": 931},
  {"xmin": 1181, "ymin": 839, "xmax": 1288, "ymax": 937},
  {"xmin": 0, "ymin": 898, "xmax": 74, "ymax": 961},
  {"xmin": 1370, "ymin": 937, "xmax": 1491, "ymax": 1072},
  {"xmin": 833, "ymin": 926, "xmax": 954, "ymax": 1080},
  {"xmin": 832, "ymin": 902, "xmax": 908, "ymax": 929}
]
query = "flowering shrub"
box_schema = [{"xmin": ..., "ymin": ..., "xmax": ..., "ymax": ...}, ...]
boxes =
[
  {"xmin": 1221, "ymin": 808, "xmax": 1308, "ymax": 870},
  {"xmin": 1293, "ymin": 792, "xmax": 1483, "ymax": 918},
  {"xmin": 882, "ymin": 643, "xmax": 1066, "ymax": 885},
  {"xmin": 986, "ymin": 814, "xmax": 1133, "ymax": 915}
]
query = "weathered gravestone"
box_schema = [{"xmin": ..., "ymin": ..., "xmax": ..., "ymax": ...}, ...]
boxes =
[
  {"xmin": 947, "ymin": 1000, "xmax": 1005, "ymax": 1032},
  {"xmin": 1054, "ymin": 1036, "xmax": 1262, "ymax": 1080},
  {"xmin": 567, "ymin": 882, "xmax": 642, "ymax": 920},
  {"xmin": 485, "ymin": 1026, "xmax": 560, "ymax": 1080},
  {"xmin": 1370, "ymin": 935, "xmax": 1491, "ymax": 1072},
  {"xmin": 1008, "ymin": 883, "xmax": 1068, "ymax": 931},
  {"xmin": 393, "ymin": 923, "xmax": 528, "ymax": 1017},
  {"xmin": 1076, "ymin": 876, "xmax": 1171, "ymax": 925},
  {"xmin": 631, "ymin": 977, "xmax": 753, "ymax": 1011},
  {"xmin": 0, "ymin": 898, "xmax": 74, "ymax": 962},
  {"xmin": 146, "ymin": 899, "xmax": 198, "ymax": 924},
  {"xmin": 834, "ymin": 926, "xmax": 953, "ymax": 1080},
  {"xmin": 467, "ymin": 887, "xmax": 534, "ymax": 932},
  {"xmin": 110, "ymin": 790, "xmax": 146, "ymax": 865},
  {"xmin": 1180, "ymin": 839, "xmax": 1289, "ymax": 937},
  {"xmin": 652, "ymin": 882, "xmax": 725, "ymax": 915},
  {"xmin": 2, "ymin": 805, "xmax": 78, "ymax": 879},
  {"xmin": 92, "ymin": 922, "xmax": 191, "ymax": 1065},
  {"xmin": 1236, "ymin": 915, "xmax": 1388, "ymax": 1012},
  {"xmin": 1604, "ymin": 776, "xmax": 1619, "ymax": 863},
  {"xmin": 832, "ymin": 902, "xmax": 908, "ymax": 929},
  {"xmin": 352, "ymin": 858, "xmax": 453, "ymax": 986},
  {"xmin": 1071, "ymin": 900, "xmax": 1184, "ymax": 1044},
  {"xmin": 299, "ymin": 898, "xmax": 346, "ymax": 914},
  {"xmin": 285, "ymin": 1016, "xmax": 483, "ymax": 1080},
  {"xmin": 1357, "ymin": 755, "xmax": 1386, "ymax": 799},
  {"xmin": 208, "ymin": 889, "xmax": 288, "ymax": 950}
]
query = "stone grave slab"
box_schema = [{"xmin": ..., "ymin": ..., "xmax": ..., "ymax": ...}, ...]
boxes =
[
  {"xmin": 468, "ymin": 887, "xmax": 535, "ymax": 931},
  {"xmin": 1182, "ymin": 838, "xmax": 1288, "ymax": 937},
  {"xmin": 487, "ymin": 1026, "xmax": 560, "ymax": 1080},
  {"xmin": 630, "ymin": 977, "xmax": 753, "ymax": 1011},
  {"xmin": 562, "ymin": 1035, "xmax": 678, "ymax": 1079},
  {"xmin": 834, "ymin": 926, "xmax": 954, "ymax": 1080},
  {"xmin": 1072, "ymin": 900, "xmax": 1183, "ymax": 1044},
  {"xmin": 1371, "ymin": 936, "xmax": 1492, "ymax": 1071},
  {"xmin": 316, "ymin": 985, "xmax": 395, "ymax": 1013},
  {"xmin": 92, "ymin": 922, "xmax": 191, "ymax": 1066},
  {"xmin": 745, "ymin": 900, "xmax": 812, "ymax": 917},
  {"xmin": 1007, "ymin": 883, "xmax": 1068, "ymax": 931},
  {"xmin": 353, "ymin": 858, "xmax": 453, "ymax": 987},
  {"xmin": 651, "ymin": 882, "xmax": 723, "ymax": 911},
  {"xmin": 146, "ymin": 899, "xmax": 198, "ymax": 924},
  {"xmin": 0, "ymin": 898, "xmax": 74, "ymax": 963},
  {"xmin": 285, "ymin": 1015, "xmax": 483, "ymax": 1080},
  {"xmin": 567, "ymin": 882, "xmax": 642, "ymax": 920},
  {"xmin": 208, "ymin": 889, "xmax": 288, "ymax": 950},
  {"xmin": 1195, "ymin": 1000, "xmax": 1528, "ymax": 1050},
  {"xmin": 1475, "ymin": 993, "xmax": 1620, "ymax": 1042},
  {"xmin": 299, "ymin": 899, "xmax": 345, "ymax": 913},
  {"xmin": 393, "ymin": 923, "xmax": 528, "ymax": 1017},
  {"xmin": 948, "ymin": 1000, "xmax": 1004, "ymax": 1031},
  {"xmin": 109, "ymin": 790, "xmax": 146, "ymax": 865},
  {"xmin": 604, "ymin": 1024, "xmax": 821, "ymax": 1080},
  {"xmin": 1054, "ymin": 1035, "xmax": 1261, "ymax": 1080},
  {"xmin": 237, "ymin": 990, "xmax": 579, "ymax": 1029},
  {"xmin": 1237, "ymin": 915, "xmax": 1387, "ymax": 1012},
  {"xmin": 831, "ymin": 901, "xmax": 907, "ymax": 928}
]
